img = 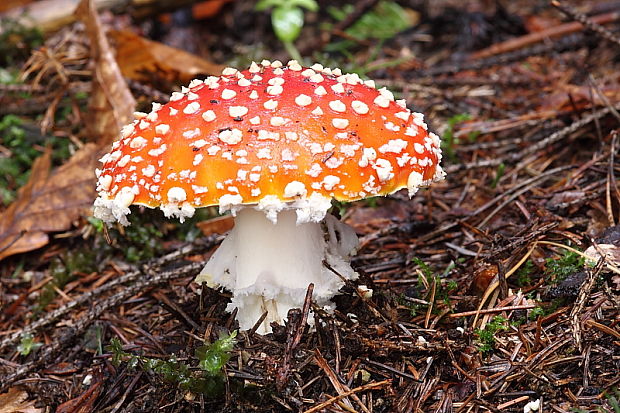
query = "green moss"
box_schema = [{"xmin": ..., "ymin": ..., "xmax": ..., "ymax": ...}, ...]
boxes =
[
  {"xmin": 545, "ymin": 249, "xmax": 585, "ymax": 284},
  {"xmin": 475, "ymin": 316, "xmax": 508, "ymax": 354},
  {"xmin": 0, "ymin": 115, "xmax": 72, "ymax": 205},
  {"xmin": 528, "ymin": 306, "xmax": 545, "ymax": 321},
  {"xmin": 90, "ymin": 211, "xmax": 164, "ymax": 263},
  {"xmin": 515, "ymin": 259, "xmax": 534, "ymax": 287},
  {"xmin": 0, "ymin": 18, "xmax": 43, "ymax": 66},
  {"xmin": 490, "ymin": 163, "xmax": 505, "ymax": 188},
  {"xmin": 407, "ymin": 257, "xmax": 458, "ymax": 312},
  {"xmin": 441, "ymin": 113, "xmax": 472, "ymax": 163},
  {"xmin": 195, "ymin": 330, "xmax": 237, "ymax": 375},
  {"xmin": 107, "ymin": 330, "xmax": 237, "ymax": 396}
]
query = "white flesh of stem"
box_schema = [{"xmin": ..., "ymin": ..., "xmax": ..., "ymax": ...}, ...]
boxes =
[{"xmin": 195, "ymin": 208, "xmax": 359, "ymax": 334}]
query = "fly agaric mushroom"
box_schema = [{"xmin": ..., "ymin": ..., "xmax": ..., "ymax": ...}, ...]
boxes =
[{"xmin": 94, "ymin": 60, "xmax": 444, "ymax": 334}]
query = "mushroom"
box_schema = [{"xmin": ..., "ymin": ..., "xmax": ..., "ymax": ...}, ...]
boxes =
[{"xmin": 94, "ymin": 60, "xmax": 444, "ymax": 334}]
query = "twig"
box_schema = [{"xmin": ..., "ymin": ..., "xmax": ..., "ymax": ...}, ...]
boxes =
[
  {"xmin": 571, "ymin": 253, "xmax": 605, "ymax": 350},
  {"xmin": 322, "ymin": 260, "xmax": 389, "ymax": 322},
  {"xmin": 606, "ymin": 131, "xmax": 619, "ymax": 226},
  {"xmin": 449, "ymin": 104, "xmax": 620, "ymax": 174},
  {"xmin": 483, "ymin": 221, "xmax": 559, "ymax": 260},
  {"xmin": 127, "ymin": 78, "xmax": 170, "ymax": 103},
  {"xmin": 450, "ymin": 305, "xmax": 537, "ymax": 318},
  {"xmin": 364, "ymin": 358, "xmax": 420, "ymax": 381},
  {"xmin": 472, "ymin": 398, "xmax": 503, "ymax": 413},
  {"xmin": 417, "ymin": 33, "xmax": 589, "ymax": 77},
  {"xmin": 151, "ymin": 291, "xmax": 200, "ymax": 330},
  {"xmin": 477, "ymin": 166, "xmax": 574, "ymax": 227},
  {"xmin": 302, "ymin": 380, "xmax": 390, "ymax": 413},
  {"xmin": 276, "ymin": 283, "xmax": 313, "ymax": 391},
  {"xmin": 512, "ymin": 105, "xmax": 620, "ymax": 169},
  {"xmin": 585, "ymin": 319, "xmax": 620, "ymax": 341},
  {"xmin": 314, "ymin": 349, "xmax": 371, "ymax": 413},
  {"xmin": 552, "ymin": 0, "xmax": 620, "ymax": 48},
  {"xmin": 470, "ymin": 11, "xmax": 620, "ymax": 59},
  {"xmin": 473, "ymin": 242, "xmax": 539, "ymax": 327}
]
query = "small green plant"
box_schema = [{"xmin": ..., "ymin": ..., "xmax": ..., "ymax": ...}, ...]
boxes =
[
  {"xmin": 0, "ymin": 115, "xmax": 72, "ymax": 205},
  {"xmin": 490, "ymin": 163, "xmax": 505, "ymax": 188},
  {"xmin": 90, "ymin": 212, "xmax": 164, "ymax": 263},
  {"xmin": 0, "ymin": 18, "xmax": 43, "ymax": 66},
  {"xmin": 123, "ymin": 220, "xmax": 164, "ymax": 262},
  {"xmin": 87, "ymin": 216, "xmax": 105, "ymax": 233},
  {"xmin": 107, "ymin": 330, "xmax": 237, "ymax": 396},
  {"xmin": 363, "ymin": 196, "xmax": 379, "ymax": 208},
  {"xmin": 412, "ymin": 257, "xmax": 433, "ymax": 279},
  {"xmin": 411, "ymin": 257, "xmax": 457, "ymax": 309},
  {"xmin": 195, "ymin": 331, "xmax": 237, "ymax": 375},
  {"xmin": 528, "ymin": 306, "xmax": 545, "ymax": 321},
  {"xmin": 545, "ymin": 249, "xmax": 585, "ymax": 283},
  {"xmin": 475, "ymin": 315, "xmax": 508, "ymax": 353},
  {"xmin": 441, "ymin": 113, "xmax": 472, "ymax": 162},
  {"xmin": 571, "ymin": 387, "xmax": 620, "ymax": 412},
  {"xmin": 35, "ymin": 249, "xmax": 96, "ymax": 313},
  {"xmin": 446, "ymin": 280, "xmax": 458, "ymax": 292},
  {"xmin": 325, "ymin": 1, "xmax": 414, "ymax": 54},
  {"xmin": 17, "ymin": 333, "xmax": 43, "ymax": 356},
  {"xmin": 0, "ymin": 68, "xmax": 21, "ymax": 85},
  {"xmin": 256, "ymin": 0, "xmax": 318, "ymax": 61},
  {"xmin": 397, "ymin": 294, "xmax": 423, "ymax": 317},
  {"xmin": 606, "ymin": 387, "xmax": 620, "ymax": 413},
  {"xmin": 91, "ymin": 208, "xmax": 217, "ymax": 263},
  {"xmin": 515, "ymin": 259, "xmax": 534, "ymax": 286}
]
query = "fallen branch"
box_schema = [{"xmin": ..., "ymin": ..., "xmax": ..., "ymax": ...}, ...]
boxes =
[
  {"xmin": 0, "ymin": 238, "xmax": 218, "ymax": 353},
  {"xmin": 0, "ymin": 260, "xmax": 204, "ymax": 392}
]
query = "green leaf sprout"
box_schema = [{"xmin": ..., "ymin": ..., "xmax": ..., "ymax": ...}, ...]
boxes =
[{"xmin": 256, "ymin": 0, "xmax": 318, "ymax": 61}]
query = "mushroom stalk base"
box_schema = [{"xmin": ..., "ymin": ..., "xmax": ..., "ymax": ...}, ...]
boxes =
[{"xmin": 195, "ymin": 208, "xmax": 359, "ymax": 334}]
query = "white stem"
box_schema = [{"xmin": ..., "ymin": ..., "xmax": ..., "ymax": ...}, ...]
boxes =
[{"xmin": 195, "ymin": 208, "xmax": 359, "ymax": 334}]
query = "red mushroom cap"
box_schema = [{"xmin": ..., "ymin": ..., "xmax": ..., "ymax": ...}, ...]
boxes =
[{"xmin": 94, "ymin": 60, "xmax": 443, "ymax": 225}]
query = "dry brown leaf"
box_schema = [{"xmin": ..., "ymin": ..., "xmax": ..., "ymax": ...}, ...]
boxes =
[
  {"xmin": 196, "ymin": 215, "xmax": 234, "ymax": 236},
  {"xmin": 75, "ymin": 0, "xmax": 136, "ymax": 145},
  {"xmin": 0, "ymin": 144, "xmax": 100, "ymax": 262},
  {"xmin": 0, "ymin": 387, "xmax": 43, "ymax": 413},
  {"xmin": 110, "ymin": 29, "xmax": 224, "ymax": 85}
]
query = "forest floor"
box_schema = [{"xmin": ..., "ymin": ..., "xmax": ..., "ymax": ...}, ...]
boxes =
[{"xmin": 0, "ymin": 0, "xmax": 619, "ymax": 412}]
